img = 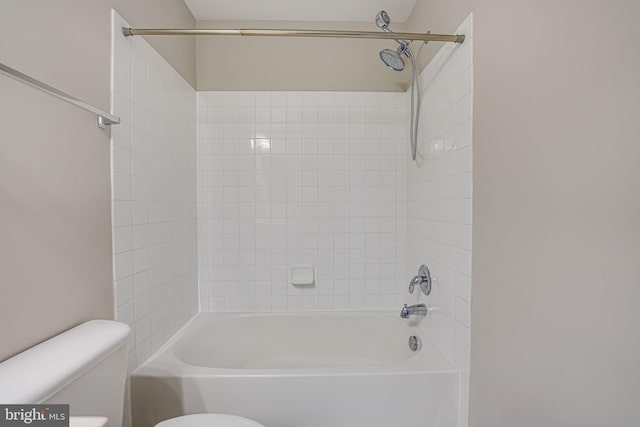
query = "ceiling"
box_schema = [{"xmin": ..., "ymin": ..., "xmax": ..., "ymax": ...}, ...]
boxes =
[{"xmin": 184, "ymin": 0, "xmax": 417, "ymax": 22}]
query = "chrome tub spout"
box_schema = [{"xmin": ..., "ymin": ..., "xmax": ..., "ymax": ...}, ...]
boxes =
[{"xmin": 400, "ymin": 303, "xmax": 428, "ymax": 318}]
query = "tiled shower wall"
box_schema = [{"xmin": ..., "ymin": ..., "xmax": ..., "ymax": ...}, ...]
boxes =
[
  {"xmin": 405, "ymin": 14, "xmax": 473, "ymax": 427},
  {"xmin": 110, "ymin": 12, "xmax": 472, "ymax": 425},
  {"xmin": 110, "ymin": 11, "xmax": 198, "ymax": 370},
  {"xmin": 197, "ymin": 91, "xmax": 408, "ymax": 311}
]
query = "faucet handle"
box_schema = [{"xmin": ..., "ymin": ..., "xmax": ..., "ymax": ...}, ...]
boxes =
[
  {"xmin": 408, "ymin": 276, "xmax": 421, "ymax": 294},
  {"xmin": 408, "ymin": 264, "xmax": 432, "ymax": 296}
]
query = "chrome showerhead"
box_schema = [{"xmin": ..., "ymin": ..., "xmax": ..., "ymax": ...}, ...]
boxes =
[
  {"xmin": 375, "ymin": 10, "xmax": 391, "ymax": 31},
  {"xmin": 375, "ymin": 12, "xmax": 421, "ymax": 161},
  {"xmin": 379, "ymin": 48, "xmax": 405, "ymax": 71},
  {"xmin": 375, "ymin": 10, "xmax": 409, "ymax": 51}
]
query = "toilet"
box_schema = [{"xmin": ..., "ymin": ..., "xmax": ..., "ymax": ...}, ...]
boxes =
[
  {"xmin": 0, "ymin": 320, "xmax": 264, "ymax": 427},
  {"xmin": 0, "ymin": 320, "xmax": 131, "ymax": 426},
  {"xmin": 157, "ymin": 414, "xmax": 264, "ymax": 427}
]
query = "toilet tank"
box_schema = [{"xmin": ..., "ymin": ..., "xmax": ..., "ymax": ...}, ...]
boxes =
[{"xmin": 0, "ymin": 320, "xmax": 130, "ymax": 427}]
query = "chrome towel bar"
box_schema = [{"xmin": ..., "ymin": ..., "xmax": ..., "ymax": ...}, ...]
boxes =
[{"xmin": 0, "ymin": 62, "xmax": 120, "ymax": 129}]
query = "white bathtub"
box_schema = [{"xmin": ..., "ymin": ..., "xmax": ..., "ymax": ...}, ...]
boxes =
[{"xmin": 131, "ymin": 312, "xmax": 459, "ymax": 427}]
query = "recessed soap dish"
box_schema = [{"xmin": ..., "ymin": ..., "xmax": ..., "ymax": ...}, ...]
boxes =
[{"xmin": 290, "ymin": 265, "xmax": 315, "ymax": 286}]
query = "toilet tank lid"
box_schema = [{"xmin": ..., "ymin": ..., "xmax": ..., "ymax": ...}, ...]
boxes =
[{"xmin": 0, "ymin": 320, "xmax": 130, "ymax": 403}]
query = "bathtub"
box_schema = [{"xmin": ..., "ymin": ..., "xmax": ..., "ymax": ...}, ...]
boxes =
[{"xmin": 131, "ymin": 312, "xmax": 459, "ymax": 427}]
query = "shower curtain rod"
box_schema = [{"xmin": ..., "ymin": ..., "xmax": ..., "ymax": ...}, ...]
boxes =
[{"xmin": 122, "ymin": 27, "xmax": 465, "ymax": 44}]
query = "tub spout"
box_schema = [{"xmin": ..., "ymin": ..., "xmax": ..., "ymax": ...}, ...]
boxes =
[{"xmin": 400, "ymin": 303, "xmax": 428, "ymax": 318}]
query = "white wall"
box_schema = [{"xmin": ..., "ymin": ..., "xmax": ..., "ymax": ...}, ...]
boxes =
[
  {"xmin": 0, "ymin": 0, "xmax": 194, "ymax": 364},
  {"xmin": 196, "ymin": 20, "xmax": 410, "ymax": 92},
  {"xmin": 196, "ymin": 91, "xmax": 408, "ymax": 311},
  {"xmin": 111, "ymin": 12, "xmax": 198, "ymax": 369},
  {"xmin": 406, "ymin": 14, "xmax": 473, "ymax": 427},
  {"xmin": 406, "ymin": 0, "xmax": 640, "ymax": 425},
  {"xmin": 467, "ymin": 1, "xmax": 640, "ymax": 425}
]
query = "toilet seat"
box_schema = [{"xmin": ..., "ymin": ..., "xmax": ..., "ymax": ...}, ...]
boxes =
[{"xmin": 156, "ymin": 414, "xmax": 265, "ymax": 427}]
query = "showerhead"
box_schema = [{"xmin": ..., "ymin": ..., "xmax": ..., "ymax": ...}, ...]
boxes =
[
  {"xmin": 379, "ymin": 48, "xmax": 405, "ymax": 71},
  {"xmin": 375, "ymin": 13, "xmax": 421, "ymax": 161},
  {"xmin": 375, "ymin": 10, "xmax": 391, "ymax": 31},
  {"xmin": 375, "ymin": 10, "xmax": 409, "ymax": 52}
]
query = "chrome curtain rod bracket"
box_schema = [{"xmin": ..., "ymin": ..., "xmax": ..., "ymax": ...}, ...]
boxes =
[
  {"xmin": 0, "ymin": 62, "xmax": 120, "ymax": 129},
  {"xmin": 97, "ymin": 115, "xmax": 119, "ymax": 129},
  {"xmin": 121, "ymin": 27, "xmax": 465, "ymax": 44}
]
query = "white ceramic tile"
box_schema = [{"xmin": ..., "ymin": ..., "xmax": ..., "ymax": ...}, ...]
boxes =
[
  {"xmin": 197, "ymin": 90, "xmax": 407, "ymax": 312},
  {"xmin": 115, "ymin": 277, "xmax": 134, "ymax": 307},
  {"xmin": 405, "ymin": 14, "xmax": 473, "ymax": 427},
  {"xmin": 111, "ymin": 11, "xmax": 198, "ymax": 369},
  {"xmin": 114, "ymin": 9, "xmax": 472, "ymax": 425}
]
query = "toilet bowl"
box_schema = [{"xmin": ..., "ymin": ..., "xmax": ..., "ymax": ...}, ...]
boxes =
[{"xmin": 156, "ymin": 414, "xmax": 265, "ymax": 427}]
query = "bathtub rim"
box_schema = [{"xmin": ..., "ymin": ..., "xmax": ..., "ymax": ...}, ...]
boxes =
[{"xmin": 132, "ymin": 310, "xmax": 459, "ymax": 378}]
